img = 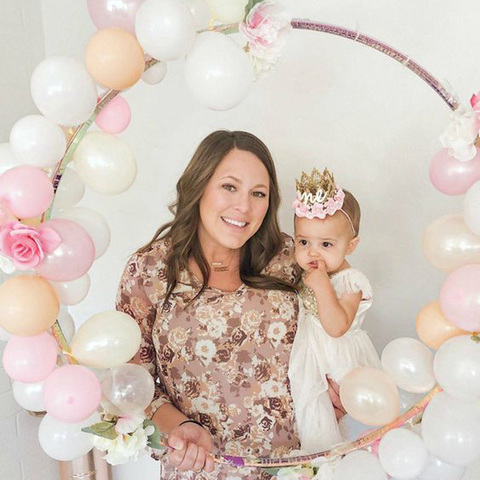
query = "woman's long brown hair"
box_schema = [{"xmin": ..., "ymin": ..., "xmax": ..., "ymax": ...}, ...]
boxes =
[{"xmin": 139, "ymin": 130, "xmax": 296, "ymax": 304}]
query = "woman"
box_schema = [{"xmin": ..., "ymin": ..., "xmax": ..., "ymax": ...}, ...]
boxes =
[{"xmin": 116, "ymin": 130, "xmax": 342, "ymax": 479}]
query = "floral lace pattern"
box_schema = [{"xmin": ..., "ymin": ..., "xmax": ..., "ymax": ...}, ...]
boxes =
[{"xmin": 116, "ymin": 234, "xmax": 301, "ymax": 479}]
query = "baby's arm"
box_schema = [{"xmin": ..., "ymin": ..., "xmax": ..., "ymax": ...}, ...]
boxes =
[{"xmin": 303, "ymin": 263, "xmax": 361, "ymax": 338}]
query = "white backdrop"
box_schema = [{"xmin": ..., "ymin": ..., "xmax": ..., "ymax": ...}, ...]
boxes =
[{"xmin": 10, "ymin": 0, "xmax": 479, "ymax": 478}]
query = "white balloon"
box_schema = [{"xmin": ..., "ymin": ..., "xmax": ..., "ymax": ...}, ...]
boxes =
[
  {"xmin": 421, "ymin": 392, "xmax": 480, "ymax": 466},
  {"xmin": 136, "ymin": 0, "xmax": 196, "ymax": 61},
  {"xmin": 53, "ymin": 167, "xmax": 86, "ymax": 210},
  {"xmin": 56, "ymin": 207, "xmax": 110, "ymax": 259},
  {"xmin": 206, "ymin": 0, "xmax": 247, "ymax": 23},
  {"xmin": 434, "ymin": 335, "xmax": 480, "ymax": 401},
  {"xmin": 31, "ymin": 56, "xmax": 97, "ymax": 126},
  {"xmin": 381, "ymin": 337, "xmax": 436, "ymax": 393},
  {"xmin": 73, "ymin": 132, "xmax": 137, "ymax": 195},
  {"xmin": 378, "ymin": 428, "xmax": 428, "ymax": 479},
  {"xmin": 50, "ymin": 274, "xmax": 91, "ymax": 306},
  {"xmin": 334, "ymin": 450, "xmax": 387, "ymax": 480},
  {"xmin": 57, "ymin": 308, "xmax": 76, "ymax": 344},
  {"xmin": 184, "ymin": 0, "xmax": 212, "ymax": 30},
  {"xmin": 38, "ymin": 412, "xmax": 99, "ymax": 461},
  {"xmin": 464, "ymin": 181, "xmax": 480, "ymax": 235},
  {"xmin": 142, "ymin": 61, "xmax": 168, "ymax": 85},
  {"xmin": 398, "ymin": 389, "xmax": 424, "ymax": 413},
  {"xmin": 418, "ymin": 454, "xmax": 465, "ymax": 480},
  {"xmin": 0, "ymin": 143, "xmax": 21, "ymax": 175},
  {"xmin": 9, "ymin": 115, "xmax": 66, "ymax": 168},
  {"xmin": 12, "ymin": 380, "xmax": 46, "ymax": 412},
  {"xmin": 185, "ymin": 31, "xmax": 254, "ymax": 110}
]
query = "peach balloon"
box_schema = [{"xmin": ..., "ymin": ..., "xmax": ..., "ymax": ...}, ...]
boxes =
[
  {"xmin": 85, "ymin": 27, "xmax": 145, "ymax": 90},
  {"xmin": 0, "ymin": 275, "xmax": 59, "ymax": 336},
  {"xmin": 340, "ymin": 367, "xmax": 400, "ymax": 426},
  {"xmin": 416, "ymin": 301, "xmax": 468, "ymax": 350}
]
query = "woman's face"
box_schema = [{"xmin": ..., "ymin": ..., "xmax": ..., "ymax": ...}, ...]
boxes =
[{"xmin": 198, "ymin": 148, "xmax": 270, "ymax": 254}]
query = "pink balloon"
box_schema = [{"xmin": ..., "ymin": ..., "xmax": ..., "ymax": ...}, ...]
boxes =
[
  {"xmin": 43, "ymin": 365, "xmax": 101, "ymax": 423},
  {"xmin": 35, "ymin": 219, "xmax": 95, "ymax": 282},
  {"xmin": 429, "ymin": 148, "xmax": 480, "ymax": 195},
  {"xmin": 0, "ymin": 166, "xmax": 54, "ymax": 218},
  {"xmin": 87, "ymin": 0, "xmax": 145, "ymax": 34},
  {"xmin": 95, "ymin": 95, "xmax": 131, "ymax": 134},
  {"xmin": 2, "ymin": 333, "xmax": 58, "ymax": 382},
  {"xmin": 439, "ymin": 264, "xmax": 480, "ymax": 331}
]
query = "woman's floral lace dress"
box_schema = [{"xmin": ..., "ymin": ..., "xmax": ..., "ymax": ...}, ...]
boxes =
[{"xmin": 116, "ymin": 234, "xmax": 301, "ymax": 479}]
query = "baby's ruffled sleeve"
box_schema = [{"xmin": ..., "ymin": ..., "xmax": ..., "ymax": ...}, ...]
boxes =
[
  {"xmin": 330, "ymin": 268, "xmax": 373, "ymax": 301},
  {"xmin": 262, "ymin": 233, "xmax": 302, "ymax": 285},
  {"xmin": 116, "ymin": 248, "xmax": 172, "ymax": 418}
]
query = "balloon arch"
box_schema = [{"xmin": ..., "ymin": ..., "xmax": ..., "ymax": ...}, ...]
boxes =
[{"xmin": 1, "ymin": 1, "xmax": 480, "ymax": 479}]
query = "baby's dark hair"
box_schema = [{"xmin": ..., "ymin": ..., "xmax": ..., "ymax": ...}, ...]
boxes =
[{"xmin": 342, "ymin": 189, "xmax": 361, "ymax": 237}]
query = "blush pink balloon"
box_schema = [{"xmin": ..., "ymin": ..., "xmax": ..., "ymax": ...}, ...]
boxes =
[
  {"xmin": 0, "ymin": 166, "xmax": 54, "ymax": 218},
  {"xmin": 43, "ymin": 365, "xmax": 101, "ymax": 423},
  {"xmin": 429, "ymin": 148, "xmax": 480, "ymax": 195},
  {"xmin": 95, "ymin": 95, "xmax": 131, "ymax": 134},
  {"xmin": 439, "ymin": 264, "xmax": 480, "ymax": 331},
  {"xmin": 2, "ymin": 333, "xmax": 58, "ymax": 382},
  {"xmin": 87, "ymin": 0, "xmax": 145, "ymax": 34},
  {"xmin": 35, "ymin": 219, "xmax": 95, "ymax": 282}
]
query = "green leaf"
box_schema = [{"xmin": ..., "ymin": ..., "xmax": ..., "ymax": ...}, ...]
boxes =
[
  {"xmin": 81, "ymin": 421, "xmax": 118, "ymax": 440},
  {"xmin": 471, "ymin": 334, "xmax": 480, "ymax": 343},
  {"xmin": 262, "ymin": 467, "xmax": 280, "ymax": 476},
  {"xmin": 244, "ymin": 0, "xmax": 264, "ymax": 20},
  {"xmin": 144, "ymin": 419, "xmax": 166, "ymax": 451}
]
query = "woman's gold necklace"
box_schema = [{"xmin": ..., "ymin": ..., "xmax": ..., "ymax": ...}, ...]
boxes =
[{"xmin": 211, "ymin": 251, "xmax": 237, "ymax": 272}]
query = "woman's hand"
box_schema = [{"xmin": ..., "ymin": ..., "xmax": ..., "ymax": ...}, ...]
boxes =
[
  {"xmin": 167, "ymin": 422, "xmax": 215, "ymax": 473},
  {"xmin": 327, "ymin": 377, "xmax": 347, "ymax": 421}
]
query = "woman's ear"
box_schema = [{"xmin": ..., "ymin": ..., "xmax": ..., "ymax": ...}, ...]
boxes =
[{"xmin": 346, "ymin": 236, "xmax": 360, "ymax": 255}]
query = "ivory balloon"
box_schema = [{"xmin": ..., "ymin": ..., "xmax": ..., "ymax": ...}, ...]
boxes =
[
  {"xmin": 378, "ymin": 428, "xmax": 428, "ymax": 479},
  {"xmin": 434, "ymin": 335, "xmax": 480, "ymax": 401},
  {"xmin": 340, "ymin": 367, "xmax": 400, "ymax": 426},
  {"xmin": 206, "ymin": 0, "xmax": 247, "ymax": 23},
  {"xmin": 334, "ymin": 450, "xmax": 387, "ymax": 480},
  {"xmin": 9, "ymin": 115, "xmax": 66, "ymax": 168},
  {"xmin": 86, "ymin": 28, "xmax": 145, "ymax": 90},
  {"xmin": 418, "ymin": 454, "xmax": 465, "ymax": 480},
  {"xmin": 73, "ymin": 132, "xmax": 137, "ymax": 195},
  {"xmin": 135, "ymin": 0, "xmax": 196, "ymax": 61},
  {"xmin": 86, "ymin": 0, "xmax": 145, "ymax": 34},
  {"xmin": 0, "ymin": 275, "xmax": 59, "ymax": 336},
  {"xmin": 50, "ymin": 274, "xmax": 91, "ymax": 306},
  {"xmin": 71, "ymin": 311, "xmax": 141, "ymax": 368},
  {"xmin": 184, "ymin": 0, "xmax": 212, "ymax": 30},
  {"xmin": 141, "ymin": 61, "xmax": 167, "ymax": 85},
  {"xmin": 421, "ymin": 392, "xmax": 480, "ymax": 466},
  {"xmin": 0, "ymin": 143, "xmax": 21, "ymax": 175},
  {"xmin": 39, "ymin": 412, "xmax": 99, "ymax": 461},
  {"xmin": 30, "ymin": 56, "xmax": 97, "ymax": 126},
  {"xmin": 12, "ymin": 380, "xmax": 46, "ymax": 412},
  {"xmin": 415, "ymin": 301, "xmax": 467, "ymax": 350},
  {"xmin": 56, "ymin": 207, "xmax": 111, "ymax": 259},
  {"xmin": 35, "ymin": 219, "xmax": 95, "ymax": 282},
  {"xmin": 422, "ymin": 214, "xmax": 480, "ymax": 272},
  {"xmin": 185, "ymin": 31, "xmax": 254, "ymax": 110},
  {"xmin": 381, "ymin": 337, "xmax": 436, "ymax": 393},
  {"xmin": 53, "ymin": 168, "xmax": 86, "ymax": 211},
  {"xmin": 464, "ymin": 181, "xmax": 480, "ymax": 235}
]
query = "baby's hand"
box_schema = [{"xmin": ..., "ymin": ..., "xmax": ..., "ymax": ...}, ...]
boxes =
[{"xmin": 303, "ymin": 262, "xmax": 328, "ymax": 290}]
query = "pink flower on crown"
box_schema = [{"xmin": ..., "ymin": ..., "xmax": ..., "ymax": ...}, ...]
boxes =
[
  {"xmin": 311, "ymin": 202, "xmax": 326, "ymax": 219},
  {"xmin": 295, "ymin": 202, "xmax": 309, "ymax": 217},
  {"xmin": 470, "ymin": 92, "xmax": 480, "ymax": 110},
  {"xmin": 0, "ymin": 222, "xmax": 61, "ymax": 270},
  {"xmin": 334, "ymin": 188, "xmax": 345, "ymax": 204},
  {"xmin": 325, "ymin": 198, "xmax": 339, "ymax": 216}
]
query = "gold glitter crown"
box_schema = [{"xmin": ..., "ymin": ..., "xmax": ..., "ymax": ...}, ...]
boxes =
[{"xmin": 295, "ymin": 167, "xmax": 337, "ymax": 203}]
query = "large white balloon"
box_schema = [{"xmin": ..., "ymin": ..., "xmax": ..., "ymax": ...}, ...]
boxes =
[
  {"xmin": 421, "ymin": 392, "xmax": 480, "ymax": 466},
  {"xmin": 56, "ymin": 207, "xmax": 111, "ymax": 259},
  {"xmin": 135, "ymin": 0, "xmax": 196, "ymax": 61},
  {"xmin": 334, "ymin": 450, "xmax": 387, "ymax": 480},
  {"xmin": 381, "ymin": 337, "xmax": 436, "ymax": 393},
  {"xmin": 418, "ymin": 454, "xmax": 465, "ymax": 480},
  {"xmin": 378, "ymin": 428, "xmax": 428, "ymax": 479},
  {"xmin": 0, "ymin": 143, "xmax": 21, "ymax": 175},
  {"xmin": 73, "ymin": 132, "xmax": 137, "ymax": 195},
  {"xmin": 185, "ymin": 31, "xmax": 254, "ymax": 110},
  {"xmin": 434, "ymin": 335, "xmax": 480, "ymax": 401},
  {"xmin": 31, "ymin": 56, "xmax": 97, "ymax": 126},
  {"xmin": 464, "ymin": 181, "xmax": 480, "ymax": 235},
  {"xmin": 9, "ymin": 115, "xmax": 66, "ymax": 168},
  {"xmin": 53, "ymin": 167, "xmax": 86, "ymax": 210},
  {"xmin": 12, "ymin": 380, "xmax": 46, "ymax": 412},
  {"xmin": 207, "ymin": 0, "xmax": 247, "ymax": 23},
  {"xmin": 184, "ymin": 0, "xmax": 212, "ymax": 30},
  {"xmin": 50, "ymin": 274, "xmax": 91, "ymax": 306},
  {"xmin": 38, "ymin": 412, "xmax": 99, "ymax": 461}
]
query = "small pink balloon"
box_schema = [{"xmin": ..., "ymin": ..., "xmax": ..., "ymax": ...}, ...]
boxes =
[
  {"xmin": 2, "ymin": 333, "xmax": 58, "ymax": 382},
  {"xmin": 439, "ymin": 264, "xmax": 480, "ymax": 331},
  {"xmin": 0, "ymin": 166, "xmax": 54, "ymax": 218},
  {"xmin": 35, "ymin": 219, "xmax": 95, "ymax": 282},
  {"xmin": 95, "ymin": 95, "xmax": 131, "ymax": 134},
  {"xmin": 429, "ymin": 148, "xmax": 480, "ymax": 195},
  {"xmin": 43, "ymin": 365, "xmax": 101, "ymax": 423},
  {"xmin": 87, "ymin": 0, "xmax": 145, "ymax": 34}
]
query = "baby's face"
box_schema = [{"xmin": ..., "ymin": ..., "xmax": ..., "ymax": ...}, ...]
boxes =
[{"xmin": 294, "ymin": 213, "xmax": 358, "ymax": 274}]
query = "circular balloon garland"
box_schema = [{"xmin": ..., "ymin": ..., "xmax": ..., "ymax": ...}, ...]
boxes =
[{"xmin": 1, "ymin": 1, "xmax": 480, "ymax": 478}]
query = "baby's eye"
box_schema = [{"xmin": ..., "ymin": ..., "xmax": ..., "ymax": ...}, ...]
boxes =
[
  {"xmin": 298, "ymin": 239, "xmax": 308, "ymax": 246},
  {"xmin": 322, "ymin": 242, "xmax": 333, "ymax": 248},
  {"xmin": 222, "ymin": 184, "xmax": 236, "ymax": 192},
  {"xmin": 252, "ymin": 191, "xmax": 267, "ymax": 198}
]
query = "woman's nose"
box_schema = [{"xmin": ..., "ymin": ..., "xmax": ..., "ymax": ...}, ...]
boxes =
[{"xmin": 234, "ymin": 193, "xmax": 251, "ymax": 213}]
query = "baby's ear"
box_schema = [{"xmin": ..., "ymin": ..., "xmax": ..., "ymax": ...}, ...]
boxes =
[{"xmin": 347, "ymin": 236, "xmax": 360, "ymax": 255}]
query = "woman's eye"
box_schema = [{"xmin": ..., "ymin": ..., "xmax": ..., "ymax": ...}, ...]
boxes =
[
  {"xmin": 222, "ymin": 184, "xmax": 236, "ymax": 192},
  {"xmin": 252, "ymin": 191, "xmax": 267, "ymax": 198}
]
